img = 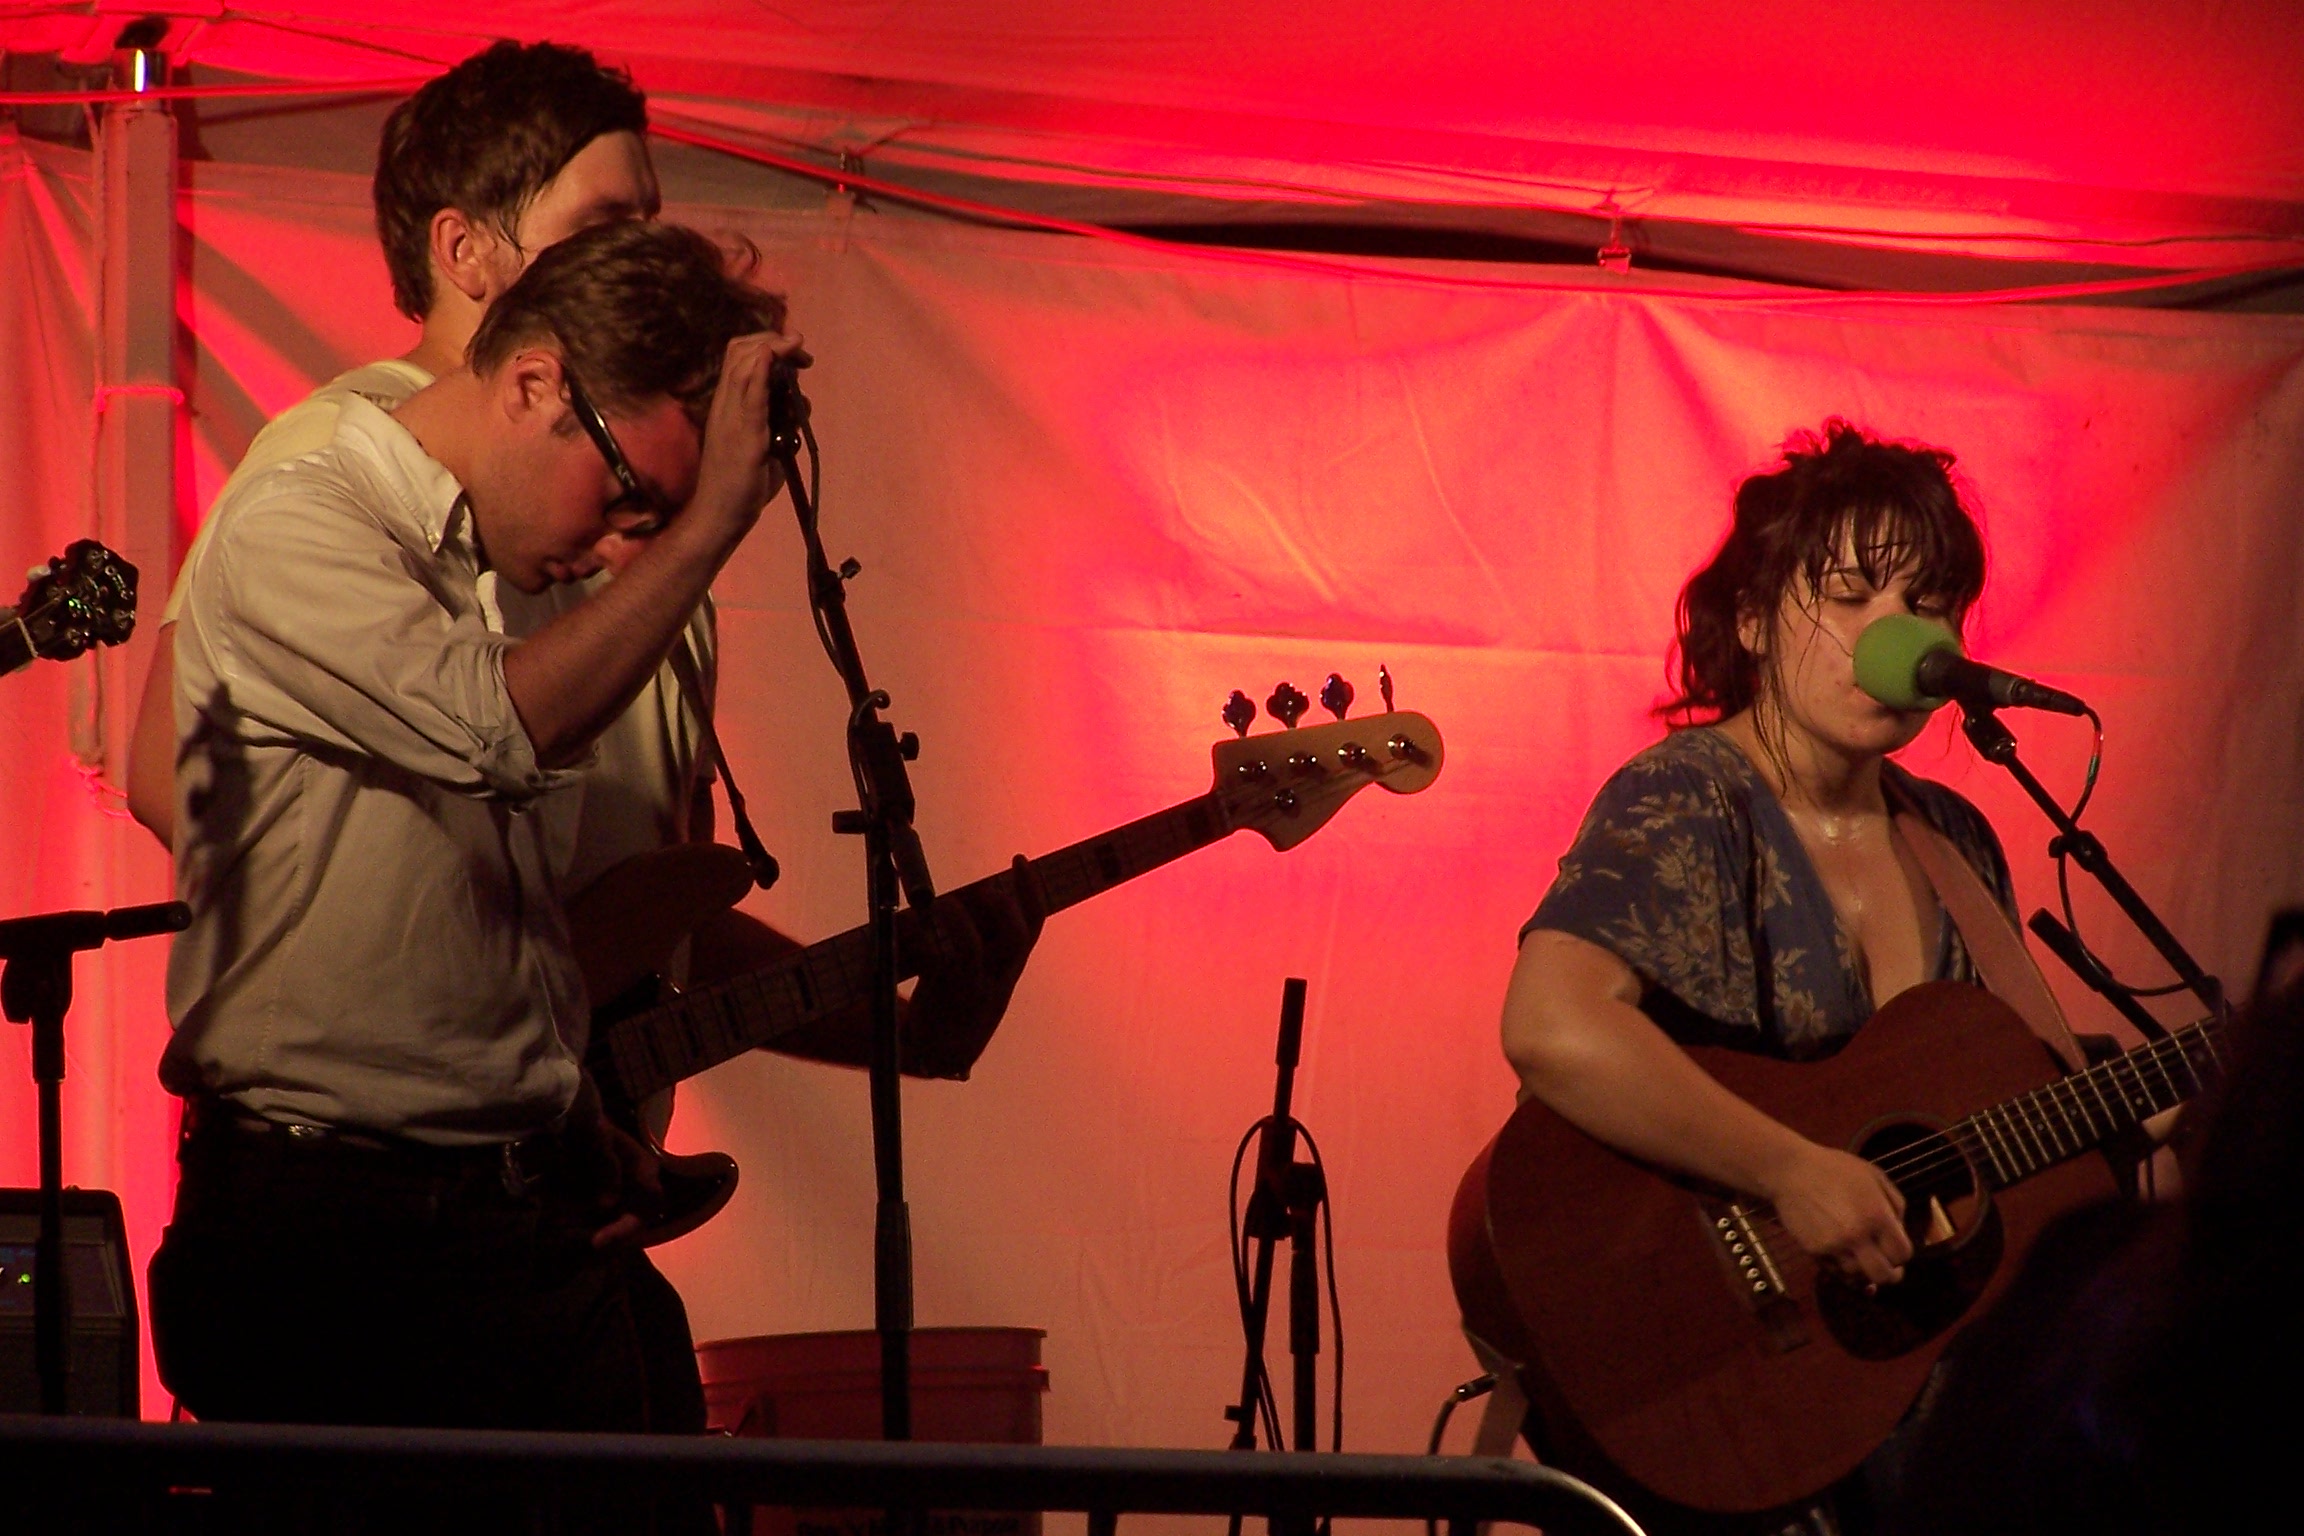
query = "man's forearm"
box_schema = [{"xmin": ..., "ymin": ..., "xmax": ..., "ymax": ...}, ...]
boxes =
[
  {"xmin": 126, "ymin": 632, "xmax": 178, "ymax": 847},
  {"xmin": 504, "ymin": 522, "xmax": 728, "ymax": 766}
]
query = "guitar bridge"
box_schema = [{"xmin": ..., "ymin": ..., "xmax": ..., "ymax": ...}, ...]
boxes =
[{"xmin": 1703, "ymin": 1200, "xmax": 1809, "ymax": 1354}]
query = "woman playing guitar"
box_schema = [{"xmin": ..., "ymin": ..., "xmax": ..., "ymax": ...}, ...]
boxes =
[{"xmin": 1500, "ymin": 420, "xmax": 2005, "ymax": 1530}]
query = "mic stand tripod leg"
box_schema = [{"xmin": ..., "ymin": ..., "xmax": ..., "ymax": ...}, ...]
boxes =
[
  {"xmin": 1223, "ymin": 1216, "xmax": 1282, "ymax": 1536},
  {"xmin": 1226, "ymin": 1210, "xmax": 1284, "ymax": 1451}
]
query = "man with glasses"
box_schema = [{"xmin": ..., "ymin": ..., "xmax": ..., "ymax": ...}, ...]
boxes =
[
  {"xmin": 150, "ymin": 221, "xmax": 1041, "ymax": 1451},
  {"xmin": 127, "ymin": 39, "xmax": 664, "ymax": 849}
]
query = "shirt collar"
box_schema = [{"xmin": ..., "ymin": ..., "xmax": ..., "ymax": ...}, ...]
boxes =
[{"xmin": 335, "ymin": 394, "xmax": 473, "ymax": 559}]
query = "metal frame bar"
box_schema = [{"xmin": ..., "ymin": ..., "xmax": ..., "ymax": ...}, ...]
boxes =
[{"xmin": 0, "ymin": 1418, "xmax": 1642, "ymax": 1534}]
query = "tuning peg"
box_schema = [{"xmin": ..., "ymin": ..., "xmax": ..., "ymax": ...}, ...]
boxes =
[
  {"xmin": 1266, "ymin": 682, "xmax": 1308, "ymax": 730},
  {"xmin": 1222, "ymin": 690, "xmax": 1258, "ymax": 738},
  {"xmin": 1320, "ymin": 673, "xmax": 1354, "ymax": 720},
  {"xmin": 1378, "ymin": 664, "xmax": 1395, "ymax": 713}
]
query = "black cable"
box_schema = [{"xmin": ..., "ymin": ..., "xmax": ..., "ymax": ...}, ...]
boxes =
[
  {"xmin": 1422, "ymin": 1373, "xmax": 1498, "ymax": 1536},
  {"xmin": 2050, "ymin": 707, "xmax": 2192, "ymax": 1002},
  {"xmin": 1292, "ymin": 1121, "xmax": 1345, "ymax": 1454},
  {"xmin": 1227, "ymin": 1121, "xmax": 1285, "ymax": 1451}
]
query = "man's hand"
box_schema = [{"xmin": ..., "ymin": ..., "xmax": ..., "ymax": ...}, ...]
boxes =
[
  {"xmin": 901, "ymin": 857, "xmax": 1046, "ymax": 1078},
  {"xmin": 567, "ymin": 1074, "xmax": 665, "ymax": 1248},
  {"xmin": 685, "ymin": 330, "xmax": 806, "ymax": 543},
  {"xmin": 1761, "ymin": 1140, "xmax": 1912, "ymax": 1287}
]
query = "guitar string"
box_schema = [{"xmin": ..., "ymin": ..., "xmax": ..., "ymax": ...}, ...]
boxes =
[
  {"xmin": 607, "ymin": 793, "xmax": 1242, "ymax": 1093},
  {"xmin": 1724, "ymin": 1024, "xmax": 2216, "ymax": 1255},
  {"xmin": 1835, "ymin": 1028, "xmax": 2206, "ymax": 1195},
  {"xmin": 1733, "ymin": 1055, "xmax": 2207, "ymax": 1258}
]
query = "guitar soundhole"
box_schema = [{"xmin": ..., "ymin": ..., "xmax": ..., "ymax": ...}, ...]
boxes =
[{"xmin": 1815, "ymin": 1117, "xmax": 2003, "ymax": 1361}]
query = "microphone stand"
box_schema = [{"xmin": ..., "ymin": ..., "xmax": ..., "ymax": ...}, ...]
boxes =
[
  {"xmin": 1224, "ymin": 978, "xmax": 1329, "ymax": 1536},
  {"xmin": 1, "ymin": 900, "xmax": 189, "ymax": 1412},
  {"xmin": 772, "ymin": 371, "xmax": 932, "ymax": 1442},
  {"xmin": 1960, "ymin": 706, "xmax": 2225, "ymax": 1029}
]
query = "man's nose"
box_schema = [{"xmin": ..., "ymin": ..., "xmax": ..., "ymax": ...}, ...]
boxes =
[{"xmin": 589, "ymin": 529, "xmax": 647, "ymax": 576}]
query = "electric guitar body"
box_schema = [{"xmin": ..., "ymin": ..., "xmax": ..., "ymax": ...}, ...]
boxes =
[{"xmin": 571, "ymin": 709, "xmax": 1445, "ymax": 1245}]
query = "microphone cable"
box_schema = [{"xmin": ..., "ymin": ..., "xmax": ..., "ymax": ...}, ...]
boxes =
[
  {"xmin": 1423, "ymin": 1372, "xmax": 1498, "ymax": 1536},
  {"xmin": 2042, "ymin": 706, "xmax": 2193, "ymax": 1004}
]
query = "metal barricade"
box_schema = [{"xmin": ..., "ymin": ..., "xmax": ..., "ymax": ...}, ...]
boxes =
[{"xmin": 0, "ymin": 1415, "xmax": 1642, "ymax": 1535}]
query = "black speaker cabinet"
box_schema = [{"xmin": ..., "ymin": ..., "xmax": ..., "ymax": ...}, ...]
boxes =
[{"xmin": 0, "ymin": 1187, "xmax": 139, "ymax": 1415}]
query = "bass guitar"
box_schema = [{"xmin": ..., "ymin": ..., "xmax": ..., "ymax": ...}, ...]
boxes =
[
  {"xmin": 1449, "ymin": 981, "xmax": 2223, "ymax": 1518},
  {"xmin": 573, "ymin": 706, "xmax": 1444, "ymax": 1245},
  {"xmin": 1, "ymin": 540, "xmax": 137, "ymax": 676}
]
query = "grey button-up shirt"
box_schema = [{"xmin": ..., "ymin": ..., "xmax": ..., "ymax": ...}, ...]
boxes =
[{"xmin": 165, "ymin": 395, "xmax": 591, "ymax": 1145}]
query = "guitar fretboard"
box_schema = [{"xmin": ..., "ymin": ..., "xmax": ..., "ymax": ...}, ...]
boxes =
[
  {"xmin": 1942, "ymin": 1016, "xmax": 2225, "ymax": 1189},
  {"xmin": 597, "ymin": 792, "xmax": 1236, "ymax": 1104}
]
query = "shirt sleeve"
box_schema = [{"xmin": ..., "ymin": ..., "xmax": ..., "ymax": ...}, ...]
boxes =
[
  {"xmin": 185, "ymin": 483, "xmax": 574, "ymax": 802},
  {"xmin": 1523, "ymin": 748, "xmax": 1760, "ymax": 1033},
  {"xmin": 162, "ymin": 393, "xmax": 357, "ymax": 628}
]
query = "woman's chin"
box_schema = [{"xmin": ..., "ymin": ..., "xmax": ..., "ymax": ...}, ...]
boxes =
[{"xmin": 1851, "ymin": 713, "xmax": 1934, "ymax": 758}]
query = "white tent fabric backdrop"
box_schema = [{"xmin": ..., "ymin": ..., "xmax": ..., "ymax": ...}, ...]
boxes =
[
  {"xmin": 2, "ymin": 124, "xmax": 2302, "ymax": 1463},
  {"xmin": 10, "ymin": 1, "xmax": 2304, "ymax": 263}
]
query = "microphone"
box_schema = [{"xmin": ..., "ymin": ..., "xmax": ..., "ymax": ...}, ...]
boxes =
[
  {"xmin": 1853, "ymin": 613, "xmax": 2089, "ymax": 716},
  {"xmin": 767, "ymin": 347, "xmax": 813, "ymax": 458}
]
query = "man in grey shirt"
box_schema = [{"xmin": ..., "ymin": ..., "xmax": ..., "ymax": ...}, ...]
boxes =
[{"xmin": 151, "ymin": 222, "xmax": 1015, "ymax": 1448}]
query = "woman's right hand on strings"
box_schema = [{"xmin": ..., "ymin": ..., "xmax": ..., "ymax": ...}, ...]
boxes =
[{"xmin": 1761, "ymin": 1140, "xmax": 1912, "ymax": 1287}]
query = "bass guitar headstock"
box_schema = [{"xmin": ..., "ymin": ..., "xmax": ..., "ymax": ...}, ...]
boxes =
[
  {"xmin": 6, "ymin": 540, "xmax": 138, "ymax": 667},
  {"xmin": 1211, "ymin": 670, "xmax": 1443, "ymax": 850}
]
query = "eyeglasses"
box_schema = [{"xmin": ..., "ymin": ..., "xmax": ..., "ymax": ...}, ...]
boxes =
[{"xmin": 564, "ymin": 372, "xmax": 672, "ymax": 537}]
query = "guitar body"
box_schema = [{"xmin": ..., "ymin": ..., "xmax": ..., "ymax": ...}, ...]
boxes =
[
  {"xmin": 571, "ymin": 843, "xmax": 757, "ymax": 1247},
  {"xmin": 568, "ymin": 711, "xmax": 1446, "ymax": 1247},
  {"xmin": 1451, "ymin": 983, "xmax": 2119, "ymax": 1517}
]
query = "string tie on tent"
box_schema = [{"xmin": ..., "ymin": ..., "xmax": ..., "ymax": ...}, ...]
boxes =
[{"xmin": 92, "ymin": 383, "xmax": 186, "ymax": 414}]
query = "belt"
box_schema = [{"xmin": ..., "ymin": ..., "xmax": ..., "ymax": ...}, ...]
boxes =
[{"xmin": 179, "ymin": 1096, "xmax": 570, "ymax": 1196}]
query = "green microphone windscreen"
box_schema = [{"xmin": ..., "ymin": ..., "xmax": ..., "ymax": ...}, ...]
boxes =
[{"xmin": 1853, "ymin": 612, "xmax": 1962, "ymax": 710}]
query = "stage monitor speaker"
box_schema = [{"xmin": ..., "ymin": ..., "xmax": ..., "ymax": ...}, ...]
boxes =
[{"xmin": 0, "ymin": 1187, "xmax": 139, "ymax": 1415}]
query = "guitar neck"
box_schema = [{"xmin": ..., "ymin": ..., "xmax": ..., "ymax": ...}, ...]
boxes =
[
  {"xmin": 595, "ymin": 791, "xmax": 1237, "ymax": 1104},
  {"xmin": 1950, "ymin": 1015, "xmax": 2226, "ymax": 1190},
  {"xmin": 0, "ymin": 609, "xmax": 29, "ymax": 678}
]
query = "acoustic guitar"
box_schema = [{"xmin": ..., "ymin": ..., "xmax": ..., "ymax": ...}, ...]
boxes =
[
  {"xmin": 1449, "ymin": 982, "xmax": 2223, "ymax": 1518},
  {"xmin": 570, "ymin": 707, "xmax": 1444, "ymax": 1245}
]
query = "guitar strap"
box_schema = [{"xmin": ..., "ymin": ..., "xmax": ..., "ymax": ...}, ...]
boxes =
[
  {"xmin": 667, "ymin": 635, "xmax": 780, "ymax": 891},
  {"xmin": 1890, "ymin": 802, "xmax": 2085, "ymax": 1073}
]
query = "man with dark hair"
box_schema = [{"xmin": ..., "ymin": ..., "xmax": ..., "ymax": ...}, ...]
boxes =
[
  {"xmin": 148, "ymin": 221, "xmax": 782, "ymax": 1434},
  {"xmin": 149, "ymin": 221, "xmax": 1039, "ymax": 1441},
  {"xmin": 127, "ymin": 38, "xmax": 661, "ymax": 845},
  {"xmin": 373, "ymin": 38, "xmax": 652, "ymax": 333}
]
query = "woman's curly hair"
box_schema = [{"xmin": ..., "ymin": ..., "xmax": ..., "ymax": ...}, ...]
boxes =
[{"xmin": 1662, "ymin": 419, "xmax": 1987, "ymax": 725}]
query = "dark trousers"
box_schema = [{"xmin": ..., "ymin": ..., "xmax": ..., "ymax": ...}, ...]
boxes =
[{"xmin": 149, "ymin": 1107, "xmax": 709, "ymax": 1530}]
